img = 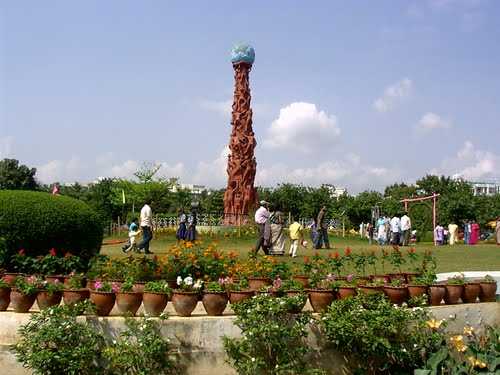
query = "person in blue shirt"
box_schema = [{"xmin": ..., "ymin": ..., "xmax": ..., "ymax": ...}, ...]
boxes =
[{"xmin": 122, "ymin": 218, "xmax": 141, "ymax": 253}]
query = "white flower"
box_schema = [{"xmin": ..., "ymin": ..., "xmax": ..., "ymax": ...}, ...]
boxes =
[
  {"xmin": 194, "ymin": 280, "xmax": 203, "ymax": 289},
  {"xmin": 251, "ymin": 357, "xmax": 256, "ymax": 362},
  {"xmin": 176, "ymin": 276, "xmax": 182, "ymax": 286},
  {"xmin": 402, "ymin": 348, "xmax": 407, "ymax": 353},
  {"xmin": 184, "ymin": 276, "xmax": 193, "ymax": 286},
  {"xmin": 275, "ymin": 364, "xmax": 279, "ymax": 369}
]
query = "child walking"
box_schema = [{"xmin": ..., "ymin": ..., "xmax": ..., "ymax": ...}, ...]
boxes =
[{"xmin": 288, "ymin": 219, "xmax": 304, "ymax": 258}]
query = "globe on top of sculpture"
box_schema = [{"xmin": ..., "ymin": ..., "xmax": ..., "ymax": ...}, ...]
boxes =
[{"xmin": 231, "ymin": 43, "xmax": 255, "ymax": 65}]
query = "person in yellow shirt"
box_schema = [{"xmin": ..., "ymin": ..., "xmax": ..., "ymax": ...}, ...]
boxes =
[{"xmin": 288, "ymin": 220, "xmax": 304, "ymax": 258}]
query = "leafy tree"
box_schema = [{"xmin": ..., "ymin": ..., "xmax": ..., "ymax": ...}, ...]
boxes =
[
  {"xmin": 0, "ymin": 158, "xmax": 38, "ymax": 190},
  {"xmin": 133, "ymin": 161, "xmax": 162, "ymax": 183}
]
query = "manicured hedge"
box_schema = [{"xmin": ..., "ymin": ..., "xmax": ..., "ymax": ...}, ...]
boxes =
[{"xmin": 0, "ymin": 190, "xmax": 103, "ymax": 261}]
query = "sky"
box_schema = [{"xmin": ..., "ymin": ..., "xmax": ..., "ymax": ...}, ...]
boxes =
[{"xmin": 1, "ymin": 0, "xmax": 499, "ymax": 193}]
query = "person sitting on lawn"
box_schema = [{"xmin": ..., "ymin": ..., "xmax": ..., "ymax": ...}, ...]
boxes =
[{"xmin": 122, "ymin": 218, "xmax": 141, "ymax": 253}]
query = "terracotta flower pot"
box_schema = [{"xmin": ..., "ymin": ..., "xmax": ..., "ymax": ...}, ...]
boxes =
[
  {"xmin": 143, "ymin": 292, "xmax": 169, "ymax": 316},
  {"xmin": 0, "ymin": 287, "xmax": 11, "ymax": 310},
  {"xmin": 132, "ymin": 282, "xmax": 146, "ymax": 293},
  {"xmin": 358, "ymin": 285, "xmax": 383, "ymax": 295},
  {"xmin": 10, "ymin": 290, "xmax": 37, "ymax": 313},
  {"xmin": 444, "ymin": 284, "xmax": 464, "ymax": 305},
  {"xmin": 407, "ymin": 285, "xmax": 428, "ymax": 298},
  {"xmin": 292, "ymin": 275, "xmax": 310, "ymax": 288},
  {"xmin": 383, "ymin": 286, "xmax": 408, "ymax": 305},
  {"xmin": 171, "ymin": 291, "xmax": 199, "ymax": 317},
  {"xmin": 338, "ymin": 286, "xmax": 357, "ymax": 300},
  {"xmin": 45, "ymin": 275, "xmax": 65, "ymax": 284},
  {"xmin": 462, "ymin": 282, "xmax": 480, "ymax": 303},
  {"xmin": 116, "ymin": 292, "xmax": 143, "ymax": 316},
  {"xmin": 36, "ymin": 291, "xmax": 62, "ymax": 310},
  {"xmin": 229, "ymin": 290, "xmax": 255, "ymax": 304},
  {"xmin": 285, "ymin": 291, "xmax": 306, "ymax": 313},
  {"xmin": 202, "ymin": 292, "xmax": 229, "ymax": 316},
  {"xmin": 90, "ymin": 291, "xmax": 116, "ymax": 316},
  {"xmin": 308, "ymin": 289, "xmax": 334, "ymax": 313},
  {"xmin": 248, "ymin": 277, "xmax": 271, "ymax": 291},
  {"xmin": 2, "ymin": 273, "xmax": 23, "ymax": 285},
  {"xmin": 479, "ymin": 282, "xmax": 497, "ymax": 302},
  {"xmin": 63, "ymin": 289, "xmax": 90, "ymax": 306},
  {"xmin": 428, "ymin": 285, "xmax": 445, "ymax": 306}
]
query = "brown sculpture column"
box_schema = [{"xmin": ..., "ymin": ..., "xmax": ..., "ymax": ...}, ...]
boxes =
[{"xmin": 224, "ymin": 46, "xmax": 257, "ymax": 225}]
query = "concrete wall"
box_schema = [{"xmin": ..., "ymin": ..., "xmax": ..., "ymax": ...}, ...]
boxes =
[{"xmin": 0, "ymin": 302, "xmax": 498, "ymax": 374}]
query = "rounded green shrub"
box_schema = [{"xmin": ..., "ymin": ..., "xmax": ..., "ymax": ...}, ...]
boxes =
[{"xmin": 0, "ymin": 190, "xmax": 103, "ymax": 261}]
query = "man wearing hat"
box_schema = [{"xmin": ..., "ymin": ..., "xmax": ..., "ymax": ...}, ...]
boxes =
[{"xmin": 253, "ymin": 200, "xmax": 270, "ymax": 255}]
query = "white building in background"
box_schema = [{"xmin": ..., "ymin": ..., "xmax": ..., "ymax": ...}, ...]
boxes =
[
  {"xmin": 170, "ymin": 183, "xmax": 207, "ymax": 195},
  {"xmin": 470, "ymin": 181, "xmax": 500, "ymax": 196},
  {"xmin": 323, "ymin": 184, "xmax": 347, "ymax": 200}
]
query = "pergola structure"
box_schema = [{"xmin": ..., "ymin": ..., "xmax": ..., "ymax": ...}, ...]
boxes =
[{"xmin": 400, "ymin": 193, "xmax": 440, "ymax": 240}]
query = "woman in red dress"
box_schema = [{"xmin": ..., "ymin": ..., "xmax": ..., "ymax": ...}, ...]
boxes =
[{"xmin": 470, "ymin": 220, "xmax": 480, "ymax": 245}]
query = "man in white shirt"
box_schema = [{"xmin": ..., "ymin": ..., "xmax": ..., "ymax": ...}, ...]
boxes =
[
  {"xmin": 390, "ymin": 214, "xmax": 401, "ymax": 246},
  {"xmin": 137, "ymin": 200, "xmax": 153, "ymax": 254},
  {"xmin": 400, "ymin": 212, "xmax": 411, "ymax": 246},
  {"xmin": 253, "ymin": 200, "xmax": 270, "ymax": 255}
]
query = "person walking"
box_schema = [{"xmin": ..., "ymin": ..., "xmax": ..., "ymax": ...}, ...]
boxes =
[
  {"xmin": 288, "ymin": 219, "xmax": 304, "ymax": 258},
  {"xmin": 137, "ymin": 200, "xmax": 153, "ymax": 254},
  {"xmin": 448, "ymin": 222, "xmax": 458, "ymax": 245},
  {"xmin": 316, "ymin": 206, "xmax": 331, "ymax": 249},
  {"xmin": 176, "ymin": 208, "xmax": 187, "ymax": 242},
  {"xmin": 470, "ymin": 220, "xmax": 480, "ymax": 245},
  {"xmin": 400, "ymin": 212, "xmax": 411, "ymax": 246},
  {"xmin": 377, "ymin": 216, "xmax": 387, "ymax": 245},
  {"xmin": 185, "ymin": 208, "xmax": 197, "ymax": 242},
  {"xmin": 253, "ymin": 201, "xmax": 270, "ymax": 255},
  {"xmin": 390, "ymin": 214, "xmax": 401, "ymax": 246},
  {"xmin": 434, "ymin": 223, "xmax": 444, "ymax": 246},
  {"xmin": 464, "ymin": 220, "xmax": 471, "ymax": 245},
  {"xmin": 495, "ymin": 217, "xmax": 500, "ymax": 245}
]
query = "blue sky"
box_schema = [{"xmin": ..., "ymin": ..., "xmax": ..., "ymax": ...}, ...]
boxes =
[{"xmin": 1, "ymin": 1, "xmax": 499, "ymax": 193}]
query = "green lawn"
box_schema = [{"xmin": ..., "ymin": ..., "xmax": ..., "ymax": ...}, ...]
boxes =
[{"xmin": 101, "ymin": 232, "xmax": 500, "ymax": 273}]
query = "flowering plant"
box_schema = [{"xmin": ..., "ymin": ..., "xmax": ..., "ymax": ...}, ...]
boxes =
[
  {"xmin": 93, "ymin": 280, "xmax": 120, "ymax": 293},
  {"xmin": 326, "ymin": 251, "xmax": 343, "ymax": 276},
  {"xmin": 10, "ymin": 249, "xmax": 36, "ymax": 274},
  {"xmin": 175, "ymin": 276, "xmax": 203, "ymax": 292},
  {"xmin": 36, "ymin": 278, "xmax": 63, "ymax": 296},
  {"xmin": 64, "ymin": 272, "xmax": 86, "ymax": 290},
  {"xmin": 14, "ymin": 276, "xmax": 38, "ymax": 295},
  {"xmin": 204, "ymin": 279, "xmax": 226, "ymax": 293},
  {"xmin": 144, "ymin": 280, "xmax": 172, "ymax": 294}
]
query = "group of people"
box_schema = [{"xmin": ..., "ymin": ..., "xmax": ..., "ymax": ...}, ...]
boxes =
[
  {"xmin": 122, "ymin": 200, "xmax": 154, "ymax": 254},
  {"xmin": 175, "ymin": 208, "xmax": 198, "ymax": 242},
  {"xmin": 434, "ymin": 220, "xmax": 482, "ymax": 246},
  {"xmin": 373, "ymin": 212, "xmax": 413, "ymax": 246}
]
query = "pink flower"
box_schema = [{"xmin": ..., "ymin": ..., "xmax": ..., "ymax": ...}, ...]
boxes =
[
  {"xmin": 53, "ymin": 279, "xmax": 60, "ymax": 285},
  {"xmin": 218, "ymin": 277, "xmax": 226, "ymax": 285},
  {"xmin": 326, "ymin": 273, "xmax": 336, "ymax": 282},
  {"xmin": 111, "ymin": 282, "xmax": 120, "ymax": 293},
  {"xmin": 94, "ymin": 280, "xmax": 103, "ymax": 290},
  {"xmin": 18, "ymin": 249, "xmax": 26, "ymax": 256},
  {"xmin": 27, "ymin": 275, "xmax": 37, "ymax": 284},
  {"xmin": 49, "ymin": 248, "xmax": 57, "ymax": 256},
  {"xmin": 273, "ymin": 276, "xmax": 282, "ymax": 289},
  {"xmin": 346, "ymin": 274, "xmax": 354, "ymax": 283}
]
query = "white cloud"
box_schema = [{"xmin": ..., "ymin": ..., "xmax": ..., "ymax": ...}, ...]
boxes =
[
  {"xmin": 199, "ymin": 99, "xmax": 232, "ymax": 116},
  {"xmin": 373, "ymin": 78, "xmax": 412, "ymax": 113},
  {"xmin": 37, "ymin": 157, "xmax": 84, "ymax": 183},
  {"xmin": 192, "ymin": 146, "xmax": 230, "ymax": 186},
  {"xmin": 0, "ymin": 136, "xmax": 13, "ymax": 159},
  {"xmin": 264, "ymin": 102, "xmax": 340, "ymax": 153},
  {"xmin": 415, "ymin": 112, "xmax": 451, "ymax": 133},
  {"xmin": 433, "ymin": 141, "xmax": 499, "ymax": 180}
]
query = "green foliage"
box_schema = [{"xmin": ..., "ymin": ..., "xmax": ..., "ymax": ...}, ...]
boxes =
[
  {"xmin": 12, "ymin": 302, "xmax": 105, "ymax": 375},
  {"xmin": 120, "ymin": 278, "xmax": 135, "ymax": 292},
  {"xmin": 447, "ymin": 274, "xmax": 465, "ymax": 285},
  {"xmin": 14, "ymin": 276, "xmax": 38, "ymax": 295},
  {"xmin": 144, "ymin": 280, "xmax": 172, "ymax": 294},
  {"xmin": 204, "ymin": 281, "xmax": 225, "ymax": 292},
  {"xmin": 224, "ymin": 294, "xmax": 324, "ymax": 375},
  {"xmin": 0, "ymin": 190, "xmax": 103, "ymax": 262},
  {"xmin": 320, "ymin": 294, "xmax": 444, "ymax": 373},
  {"xmin": 103, "ymin": 317, "xmax": 176, "ymax": 374},
  {"xmin": 0, "ymin": 158, "xmax": 38, "ymax": 190},
  {"xmin": 36, "ymin": 278, "xmax": 64, "ymax": 295},
  {"xmin": 65, "ymin": 273, "xmax": 86, "ymax": 289}
]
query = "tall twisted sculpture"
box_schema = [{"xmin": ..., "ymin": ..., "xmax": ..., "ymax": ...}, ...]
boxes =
[{"xmin": 224, "ymin": 44, "xmax": 257, "ymax": 225}]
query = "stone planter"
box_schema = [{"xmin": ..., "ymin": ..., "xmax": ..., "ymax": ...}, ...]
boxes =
[
  {"xmin": 248, "ymin": 277, "xmax": 271, "ymax": 291},
  {"xmin": 285, "ymin": 290, "xmax": 306, "ymax": 313},
  {"xmin": 229, "ymin": 290, "xmax": 254, "ymax": 304},
  {"xmin": 90, "ymin": 291, "xmax": 116, "ymax": 316},
  {"xmin": 143, "ymin": 292, "xmax": 169, "ymax": 316},
  {"xmin": 202, "ymin": 292, "xmax": 229, "ymax": 316},
  {"xmin": 171, "ymin": 291, "xmax": 199, "ymax": 317},
  {"xmin": 63, "ymin": 289, "xmax": 90, "ymax": 306},
  {"xmin": 45, "ymin": 275, "xmax": 65, "ymax": 284},
  {"xmin": 444, "ymin": 284, "xmax": 464, "ymax": 305},
  {"xmin": 383, "ymin": 286, "xmax": 408, "ymax": 305},
  {"xmin": 0, "ymin": 286, "xmax": 11, "ymax": 310},
  {"xmin": 10, "ymin": 290, "xmax": 37, "ymax": 313},
  {"xmin": 292, "ymin": 275, "xmax": 310, "ymax": 288},
  {"xmin": 407, "ymin": 285, "xmax": 428, "ymax": 298},
  {"xmin": 2, "ymin": 273, "xmax": 23, "ymax": 285},
  {"xmin": 462, "ymin": 282, "xmax": 480, "ymax": 303},
  {"xmin": 116, "ymin": 292, "xmax": 143, "ymax": 316},
  {"xmin": 308, "ymin": 289, "xmax": 334, "ymax": 313},
  {"xmin": 479, "ymin": 282, "xmax": 497, "ymax": 302},
  {"xmin": 36, "ymin": 291, "xmax": 62, "ymax": 310},
  {"xmin": 337, "ymin": 286, "xmax": 357, "ymax": 300},
  {"xmin": 357, "ymin": 285, "xmax": 383, "ymax": 295},
  {"xmin": 428, "ymin": 285, "xmax": 445, "ymax": 306}
]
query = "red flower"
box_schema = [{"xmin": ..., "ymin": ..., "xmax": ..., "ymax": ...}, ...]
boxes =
[
  {"xmin": 64, "ymin": 251, "xmax": 73, "ymax": 258},
  {"xmin": 49, "ymin": 248, "xmax": 57, "ymax": 256},
  {"xmin": 344, "ymin": 247, "xmax": 352, "ymax": 256},
  {"xmin": 333, "ymin": 251, "xmax": 340, "ymax": 259},
  {"xmin": 18, "ymin": 249, "xmax": 26, "ymax": 256}
]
